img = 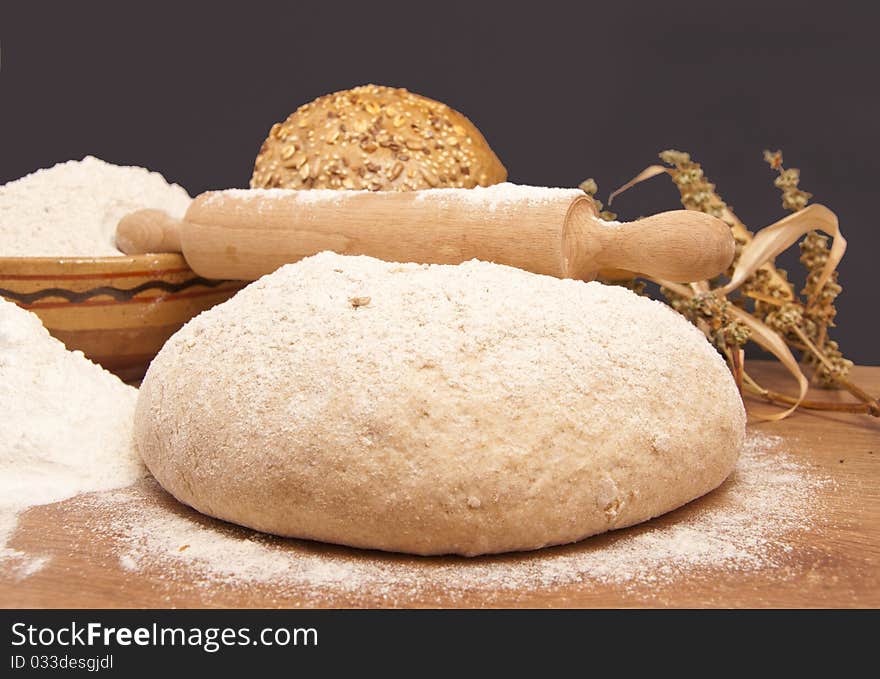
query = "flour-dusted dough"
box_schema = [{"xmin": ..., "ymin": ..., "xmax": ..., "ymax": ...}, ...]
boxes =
[{"xmin": 135, "ymin": 252, "xmax": 745, "ymax": 556}]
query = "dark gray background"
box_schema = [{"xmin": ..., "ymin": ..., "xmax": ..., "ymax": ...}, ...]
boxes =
[{"xmin": 2, "ymin": 1, "xmax": 877, "ymax": 363}]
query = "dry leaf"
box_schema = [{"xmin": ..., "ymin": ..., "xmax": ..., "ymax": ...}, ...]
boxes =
[
  {"xmin": 726, "ymin": 305, "xmax": 809, "ymax": 421},
  {"xmin": 608, "ymin": 165, "xmax": 669, "ymax": 205},
  {"xmin": 722, "ymin": 203, "xmax": 846, "ymax": 297},
  {"xmin": 602, "ymin": 151, "xmax": 869, "ymax": 420}
]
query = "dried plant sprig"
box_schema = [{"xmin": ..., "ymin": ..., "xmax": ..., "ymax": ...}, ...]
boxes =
[
  {"xmin": 604, "ymin": 277, "xmax": 647, "ymax": 296},
  {"xmin": 579, "ymin": 178, "xmax": 618, "ymax": 222},
  {"xmin": 764, "ymin": 150, "xmax": 854, "ymax": 387},
  {"xmin": 610, "ymin": 152, "xmax": 794, "ymax": 295},
  {"xmin": 764, "ymin": 149, "xmax": 812, "ymax": 212},
  {"xmin": 658, "ymin": 277, "xmax": 808, "ymax": 421},
  {"xmin": 598, "ymin": 150, "xmax": 878, "ymax": 420},
  {"xmin": 664, "ymin": 288, "xmax": 750, "ymax": 353}
]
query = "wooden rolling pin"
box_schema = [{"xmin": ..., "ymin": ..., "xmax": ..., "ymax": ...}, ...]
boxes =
[{"xmin": 116, "ymin": 187, "xmax": 735, "ymax": 282}]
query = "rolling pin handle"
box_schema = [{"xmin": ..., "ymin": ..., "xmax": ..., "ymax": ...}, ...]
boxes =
[
  {"xmin": 116, "ymin": 209, "xmax": 184, "ymax": 255},
  {"xmin": 563, "ymin": 200, "xmax": 735, "ymax": 283}
]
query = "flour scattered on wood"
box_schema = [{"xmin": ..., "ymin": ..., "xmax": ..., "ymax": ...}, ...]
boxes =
[
  {"xmin": 0, "ymin": 294, "xmax": 831, "ymax": 599},
  {"xmin": 80, "ymin": 430, "xmax": 829, "ymax": 602},
  {"xmin": 0, "ymin": 299, "xmax": 144, "ymax": 578},
  {"xmin": 0, "ymin": 156, "xmax": 191, "ymax": 256}
]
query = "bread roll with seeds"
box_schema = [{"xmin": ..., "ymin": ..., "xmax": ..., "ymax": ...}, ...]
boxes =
[{"xmin": 251, "ymin": 84, "xmax": 507, "ymax": 191}]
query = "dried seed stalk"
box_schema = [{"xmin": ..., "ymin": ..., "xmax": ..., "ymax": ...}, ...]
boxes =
[{"xmin": 598, "ymin": 150, "xmax": 878, "ymax": 420}]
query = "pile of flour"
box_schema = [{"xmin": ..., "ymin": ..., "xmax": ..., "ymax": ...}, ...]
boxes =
[
  {"xmin": 0, "ymin": 299, "xmax": 144, "ymax": 577},
  {"xmin": 0, "ymin": 156, "xmax": 191, "ymax": 256}
]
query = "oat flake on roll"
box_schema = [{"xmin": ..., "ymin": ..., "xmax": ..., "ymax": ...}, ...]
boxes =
[{"xmin": 135, "ymin": 252, "xmax": 746, "ymax": 557}]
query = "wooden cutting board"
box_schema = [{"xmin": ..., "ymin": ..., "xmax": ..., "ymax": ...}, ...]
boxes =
[{"xmin": 2, "ymin": 361, "xmax": 878, "ymax": 608}]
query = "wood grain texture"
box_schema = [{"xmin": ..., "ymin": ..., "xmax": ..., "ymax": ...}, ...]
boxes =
[
  {"xmin": 117, "ymin": 192, "xmax": 733, "ymax": 284},
  {"xmin": 2, "ymin": 361, "xmax": 877, "ymax": 609}
]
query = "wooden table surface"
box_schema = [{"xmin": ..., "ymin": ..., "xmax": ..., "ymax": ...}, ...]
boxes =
[{"xmin": 2, "ymin": 361, "xmax": 878, "ymax": 609}]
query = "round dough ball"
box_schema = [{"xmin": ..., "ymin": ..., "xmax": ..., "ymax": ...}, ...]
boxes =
[
  {"xmin": 135, "ymin": 253, "xmax": 745, "ymax": 556},
  {"xmin": 250, "ymin": 84, "xmax": 507, "ymax": 191}
]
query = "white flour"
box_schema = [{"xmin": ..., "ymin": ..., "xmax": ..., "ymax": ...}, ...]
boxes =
[
  {"xmin": 0, "ymin": 156, "xmax": 191, "ymax": 256},
  {"xmin": 92, "ymin": 431, "xmax": 827, "ymax": 603},
  {"xmin": 0, "ymin": 299, "xmax": 144, "ymax": 577},
  {"xmin": 414, "ymin": 182, "xmax": 585, "ymax": 209},
  {"xmin": 1, "ymin": 317, "xmax": 828, "ymax": 600},
  {"xmin": 207, "ymin": 183, "xmax": 586, "ymax": 211}
]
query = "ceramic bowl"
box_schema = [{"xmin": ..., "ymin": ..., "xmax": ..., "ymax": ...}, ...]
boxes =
[{"xmin": 0, "ymin": 254, "xmax": 243, "ymax": 381}]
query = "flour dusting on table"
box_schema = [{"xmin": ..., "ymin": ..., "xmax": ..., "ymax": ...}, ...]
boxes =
[
  {"xmin": 0, "ymin": 315, "xmax": 829, "ymax": 601},
  {"xmin": 86, "ymin": 431, "xmax": 828, "ymax": 602}
]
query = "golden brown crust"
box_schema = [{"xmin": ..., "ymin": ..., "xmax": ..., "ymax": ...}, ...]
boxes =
[{"xmin": 251, "ymin": 84, "xmax": 507, "ymax": 191}]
